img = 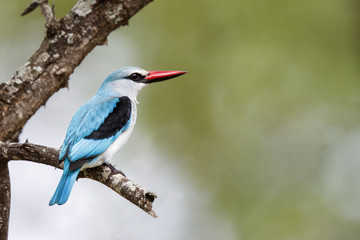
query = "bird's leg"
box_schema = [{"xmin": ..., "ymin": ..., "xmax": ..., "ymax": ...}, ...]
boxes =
[{"xmin": 103, "ymin": 163, "xmax": 126, "ymax": 181}]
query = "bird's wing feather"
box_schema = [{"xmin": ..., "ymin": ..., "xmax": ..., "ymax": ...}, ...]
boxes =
[
  {"xmin": 59, "ymin": 96, "xmax": 132, "ymax": 165},
  {"xmin": 59, "ymin": 103, "xmax": 90, "ymax": 161},
  {"xmin": 68, "ymin": 137, "xmax": 116, "ymax": 161}
]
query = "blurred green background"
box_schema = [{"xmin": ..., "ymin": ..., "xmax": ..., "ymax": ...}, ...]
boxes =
[{"xmin": 2, "ymin": 0, "xmax": 360, "ymax": 239}]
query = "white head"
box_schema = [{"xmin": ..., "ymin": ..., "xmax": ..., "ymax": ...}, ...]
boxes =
[{"xmin": 98, "ymin": 67, "xmax": 186, "ymax": 101}]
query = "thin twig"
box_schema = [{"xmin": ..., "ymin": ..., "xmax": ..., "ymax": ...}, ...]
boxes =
[
  {"xmin": 21, "ymin": 1, "xmax": 40, "ymax": 16},
  {"xmin": 21, "ymin": 0, "xmax": 56, "ymax": 28}
]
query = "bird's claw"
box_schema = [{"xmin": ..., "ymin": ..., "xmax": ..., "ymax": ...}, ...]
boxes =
[{"xmin": 103, "ymin": 163, "xmax": 126, "ymax": 181}]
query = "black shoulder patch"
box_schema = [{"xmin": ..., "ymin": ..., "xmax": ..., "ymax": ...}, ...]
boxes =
[
  {"xmin": 85, "ymin": 96, "xmax": 132, "ymax": 140},
  {"xmin": 68, "ymin": 158, "xmax": 91, "ymax": 172}
]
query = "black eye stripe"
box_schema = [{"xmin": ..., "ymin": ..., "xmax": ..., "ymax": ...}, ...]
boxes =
[{"xmin": 128, "ymin": 73, "xmax": 144, "ymax": 81}]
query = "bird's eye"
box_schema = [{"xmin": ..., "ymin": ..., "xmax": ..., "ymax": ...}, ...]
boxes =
[{"xmin": 129, "ymin": 73, "xmax": 141, "ymax": 81}]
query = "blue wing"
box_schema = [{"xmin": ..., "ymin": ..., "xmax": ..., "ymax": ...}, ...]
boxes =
[
  {"xmin": 51, "ymin": 96, "xmax": 131, "ymax": 205},
  {"xmin": 59, "ymin": 96, "xmax": 132, "ymax": 169}
]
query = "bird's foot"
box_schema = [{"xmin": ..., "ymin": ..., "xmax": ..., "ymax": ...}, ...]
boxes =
[{"xmin": 103, "ymin": 163, "xmax": 126, "ymax": 181}]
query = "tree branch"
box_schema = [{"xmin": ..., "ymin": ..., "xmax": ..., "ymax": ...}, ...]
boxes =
[
  {"xmin": 0, "ymin": 161, "xmax": 10, "ymax": 239},
  {"xmin": 0, "ymin": 141, "xmax": 158, "ymax": 218},
  {"xmin": 0, "ymin": 0, "xmax": 153, "ymax": 142},
  {"xmin": 0, "ymin": 0, "xmax": 156, "ymax": 239},
  {"xmin": 0, "ymin": 1, "xmax": 154, "ymax": 238}
]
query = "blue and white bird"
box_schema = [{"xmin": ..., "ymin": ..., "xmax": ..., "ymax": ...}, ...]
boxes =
[{"xmin": 49, "ymin": 67, "xmax": 186, "ymax": 205}]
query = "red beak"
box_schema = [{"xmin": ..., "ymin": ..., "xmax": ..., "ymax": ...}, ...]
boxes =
[{"xmin": 144, "ymin": 71, "xmax": 187, "ymax": 84}]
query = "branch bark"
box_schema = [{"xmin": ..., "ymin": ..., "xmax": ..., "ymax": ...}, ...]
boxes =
[
  {"xmin": 0, "ymin": 0, "xmax": 154, "ymax": 239},
  {"xmin": 0, "ymin": 0, "xmax": 152, "ymax": 142},
  {"xmin": 0, "ymin": 161, "xmax": 10, "ymax": 239},
  {"xmin": 0, "ymin": 141, "xmax": 157, "ymax": 217}
]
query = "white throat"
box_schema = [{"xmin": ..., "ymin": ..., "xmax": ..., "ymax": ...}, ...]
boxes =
[{"xmin": 105, "ymin": 79, "xmax": 146, "ymax": 101}]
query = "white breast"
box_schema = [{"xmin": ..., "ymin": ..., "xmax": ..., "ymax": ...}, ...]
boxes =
[{"xmin": 81, "ymin": 101, "xmax": 137, "ymax": 169}]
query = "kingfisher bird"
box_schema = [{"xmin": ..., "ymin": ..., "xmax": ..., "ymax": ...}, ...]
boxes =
[{"xmin": 49, "ymin": 67, "xmax": 186, "ymax": 205}]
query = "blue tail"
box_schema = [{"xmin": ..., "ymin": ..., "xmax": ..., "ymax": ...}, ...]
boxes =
[{"xmin": 49, "ymin": 160, "xmax": 81, "ymax": 206}]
